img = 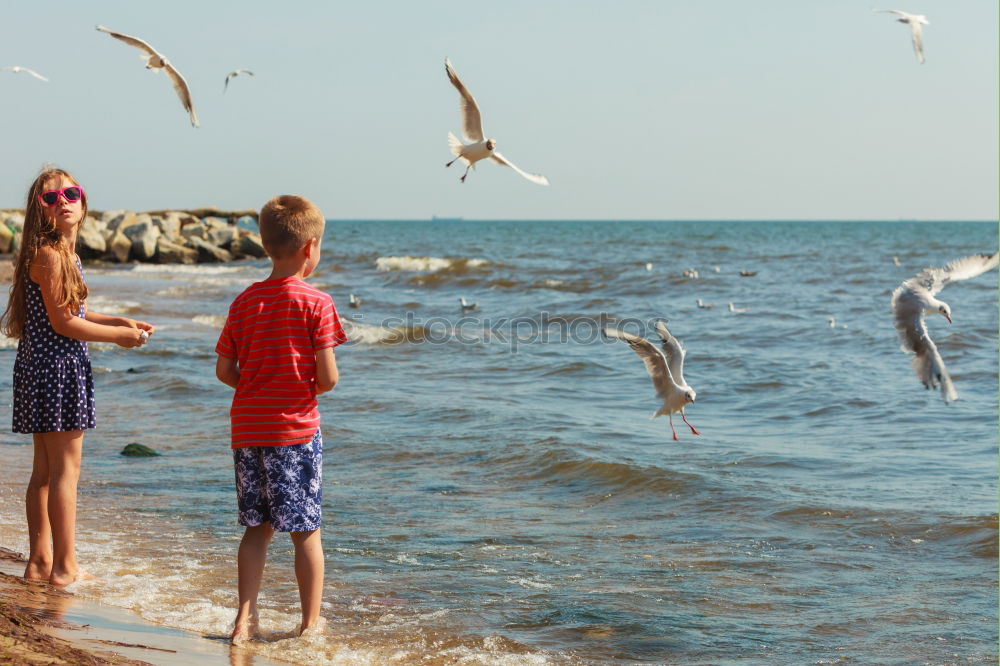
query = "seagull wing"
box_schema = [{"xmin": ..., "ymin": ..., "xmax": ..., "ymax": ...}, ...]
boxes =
[
  {"xmin": 604, "ymin": 327, "xmax": 676, "ymax": 398},
  {"xmin": 25, "ymin": 68, "xmax": 49, "ymax": 81},
  {"xmin": 891, "ymin": 290, "xmax": 957, "ymax": 402},
  {"xmin": 163, "ymin": 62, "xmax": 199, "ymax": 127},
  {"xmin": 490, "ymin": 152, "xmax": 550, "ymax": 186},
  {"xmin": 445, "ymin": 59, "xmax": 485, "ymax": 143},
  {"xmin": 908, "ymin": 252, "xmax": 999, "ymax": 297},
  {"xmin": 96, "ymin": 25, "xmax": 160, "ymax": 58},
  {"xmin": 910, "ymin": 21, "xmax": 925, "ymax": 63},
  {"xmin": 654, "ymin": 321, "xmax": 688, "ymax": 389}
]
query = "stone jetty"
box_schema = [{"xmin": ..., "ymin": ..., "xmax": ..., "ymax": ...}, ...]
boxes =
[{"xmin": 0, "ymin": 207, "xmax": 265, "ymax": 265}]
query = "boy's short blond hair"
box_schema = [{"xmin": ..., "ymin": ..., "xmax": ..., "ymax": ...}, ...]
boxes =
[{"xmin": 258, "ymin": 195, "xmax": 325, "ymax": 258}]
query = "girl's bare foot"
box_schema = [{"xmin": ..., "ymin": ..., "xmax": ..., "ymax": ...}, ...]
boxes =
[
  {"xmin": 24, "ymin": 562, "xmax": 51, "ymax": 582},
  {"xmin": 230, "ymin": 612, "xmax": 260, "ymax": 645},
  {"xmin": 299, "ymin": 616, "xmax": 327, "ymax": 638},
  {"xmin": 49, "ymin": 568, "xmax": 96, "ymax": 588}
]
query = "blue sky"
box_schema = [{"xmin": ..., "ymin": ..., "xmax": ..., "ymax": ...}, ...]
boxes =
[{"xmin": 1, "ymin": 1, "xmax": 996, "ymax": 220}]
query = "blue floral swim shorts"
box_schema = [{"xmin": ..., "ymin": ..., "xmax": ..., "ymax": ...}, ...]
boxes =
[{"xmin": 232, "ymin": 429, "xmax": 323, "ymax": 532}]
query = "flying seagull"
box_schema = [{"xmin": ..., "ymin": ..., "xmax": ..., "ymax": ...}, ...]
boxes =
[
  {"xmin": 1, "ymin": 66, "xmax": 48, "ymax": 81},
  {"xmin": 95, "ymin": 25, "xmax": 199, "ymax": 127},
  {"xmin": 224, "ymin": 68, "xmax": 254, "ymax": 92},
  {"xmin": 873, "ymin": 9, "xmax": 929, "ymax": 64},
  {"xmin": 444, "ymin": 58, "xmax": 549, "ymax": 186},
  {"xmin": 604, "ymin": 320, "xmax": 700, "ymax": 441},
  {"xmin": 891, "ymin": 252, "xmax": 998, "ymax": 402}
]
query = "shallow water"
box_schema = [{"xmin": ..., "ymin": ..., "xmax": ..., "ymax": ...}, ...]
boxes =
[{"xmin": 0, "ymin": 220, "xmax": 996, "ymax": 664}]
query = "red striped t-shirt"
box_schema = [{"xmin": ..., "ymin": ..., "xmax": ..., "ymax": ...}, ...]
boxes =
[{"xmin": 216, "ymin": 276, "xmax": 347, "ymax": 448}]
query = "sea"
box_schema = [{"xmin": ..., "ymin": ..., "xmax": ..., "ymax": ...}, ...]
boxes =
[{"xmin": 0, "ymin": 219, "xmax": 996, "ymax": 665}]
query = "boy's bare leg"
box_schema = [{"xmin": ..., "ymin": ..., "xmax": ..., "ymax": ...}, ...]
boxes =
[
  {"xmin": 42, "ymin": 431, "xmax": 84, "ymax": 587},
  {"xmin": 290, "ymin": 528, "xmax": 324, "ymax": 634},
  {"xmin": 232, "ymin": 523, "xmax": 274, "ymax": 643},
  {"xmin": 24, "ymin": 434, "xmax": 53, "ymax": 581}
]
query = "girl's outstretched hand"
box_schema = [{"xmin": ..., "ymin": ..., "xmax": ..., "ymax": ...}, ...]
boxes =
[{"xmin": 116, "ymin": 326, "xmax": 150, "ymax": 348}]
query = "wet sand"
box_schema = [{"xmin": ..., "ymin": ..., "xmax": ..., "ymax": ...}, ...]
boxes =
[{"xmin": 0, "ymin": 548, "xmax": 279, "ymax": 665}]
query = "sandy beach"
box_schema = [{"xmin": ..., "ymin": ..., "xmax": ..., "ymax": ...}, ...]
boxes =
[{"xmin": 0, "ymin": 547, "xmax": 276, "ymax": 665}]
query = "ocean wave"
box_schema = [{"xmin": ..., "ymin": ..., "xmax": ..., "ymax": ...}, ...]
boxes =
[
  {"xmin": 192, "ymin": 314, "xmax": 226, "ymax": 329},
  {"xmin": 375, "ymin": 255, "xmax": 490, "ymax": 273},
  {"xmin": 127, "ymin": 263, "xmax": 257, "ymax": 275},
  {"xmin": 342, "ymin": 318, "xmax": 430, "ymax": 345},
  {"xmin": 514, "ymin": 448, "xmax": 701, "ymax": 497}
]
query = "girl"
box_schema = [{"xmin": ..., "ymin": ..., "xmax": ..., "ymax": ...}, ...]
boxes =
[{"xmin": 1, "ymin": 167, "xmax": 154, "ymax": 586}]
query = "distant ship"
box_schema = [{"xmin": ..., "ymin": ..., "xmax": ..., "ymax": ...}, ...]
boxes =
[{"xmin": 431, "ymin": 215, "xmax": 464, "ymax": 222}]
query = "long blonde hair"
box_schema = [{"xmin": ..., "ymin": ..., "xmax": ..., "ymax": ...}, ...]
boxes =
[{"xmin": 1, "ymin": 167, "xmax": 89, "ymax": 339}]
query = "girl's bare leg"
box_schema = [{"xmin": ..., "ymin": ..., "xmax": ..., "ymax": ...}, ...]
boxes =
[
  {"xmin": 24, "ymin": 434, "xmax": 53, "ymax": 581},
  {"xmin": 290, "ymin": 528, "xmax": 324, "ymax": 634},
  {"xmin": 42, "ymin": 430, "xmax": 84, "ymax": 587},
  {"xmin": 232, "ymin": 523, "xmax": 274, "ymax": 643}
]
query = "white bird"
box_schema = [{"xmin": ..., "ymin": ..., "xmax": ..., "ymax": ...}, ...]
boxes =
[
  {"xmin": 696, "ymin": 298, "xmax": 714, "ymax": 310},
  {"xmin": 1, "ymin": 66, "xmax": 48, "ymax": 81},
  {"xmin": 873, "ymin": 9, "xmax": 929, "ymax": 64},
  {"xmin": 604, "ymin": 320, "xmax": 700, "ymax": 441},
  {"xmin": 444, "ymin": 58, "xmax": 549, "ymax": 186},
  {"xmin": 645, "ymin": 262, "xmax": 653, "ymax": 272},
  {"xmin": 890, "ymin": 252, "xmax": 998, "ymax": 402},
  {"xmin": 96, "ymin": 25, "xmax": 199, "ymax": 127},
  {"xmin": 828, "ymin": 316, "xmax": 837, "ymax": 328},
  {"xmin": 459, "ymin": 297, "xmax": 478, "ymax": 313},
  {"xmin": 348, "ymin": 293, "xmax": 362, "ymax": 309},
  {"xmin": 224, "ymin": 68, "xmax": 254, "ymax": 92},
  {"xmin": 893, "ymin": 255, "xmax": 902, "ymax": 266},
  {"xmin": 682, "ymin": 268, "xmax": 700, "ymax": 279},
  {"xmin": 728, "ymin": 302, "xmax": 747, "ymax": 313}
]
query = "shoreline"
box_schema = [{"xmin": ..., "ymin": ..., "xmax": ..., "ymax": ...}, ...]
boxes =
[{"xmin": 0, "ymin": 548, "xmax": 269, "ymax": 665}]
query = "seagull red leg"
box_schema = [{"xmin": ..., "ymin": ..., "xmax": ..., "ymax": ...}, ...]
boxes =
[
  {"xmin": 668, "ymin": 414, "xmax": 679, "ymax": 441},
  {"xmin": 681, "ymin": 412, "xmax": 700, "ymax": 435}
]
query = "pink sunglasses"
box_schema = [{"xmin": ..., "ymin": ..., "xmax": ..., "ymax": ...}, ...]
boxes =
[{"xmin": 38, "ymin": 186, "xmax": 84, "ymax": 207}]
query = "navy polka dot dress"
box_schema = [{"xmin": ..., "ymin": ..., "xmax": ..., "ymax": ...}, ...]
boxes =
[{"xmin": 12, "ymin": 258, "xmax": 96, "ymax": 434}]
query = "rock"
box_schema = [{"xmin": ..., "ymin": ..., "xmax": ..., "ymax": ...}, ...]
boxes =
[
  {"xmin": 124, "ymin": 219, "xmax": 161, "ymax": 261},
  {"xmin": 188, "ymin": 236, "xmax": 233, "ymax": 263},
  {"xmin": 155, "ymin": 237, "xmax": 198, "ymax": 264},
  {"xmin": 120, "ymin": 443, "xmax": 161, "ymax": 457},
  {"xmin": 207, "ymin": 226, "xmax": 239, "ymax": 249},
  {"xmin": 106, "ymin": 211, "xmax": 138, "ymax": 235},
  {"xmin": 180, "ymin": 221, "xmax": 207, "ymax": 241},
  {"xmin": 75, "ymin": 217, "xmax": 106, "ymax": 259},
  {"xmin": 230, "ymin": 232, "xmax": 267, "ymax": 259},
  {"xmin": 108, "ymin": 230, "xmax": 132, "ymax": 263},
  {"xmin": 203, "ymin": 216, "xmax": 230, "ymax": 231},
  {"xmin": 155, "ymin": 212, "xmax": 182, "ymax": 240}
]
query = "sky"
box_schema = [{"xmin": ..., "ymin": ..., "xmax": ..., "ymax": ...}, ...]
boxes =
[{"xmin": 0, "ymin": 1, "xmax": 997, "ymax": 220}]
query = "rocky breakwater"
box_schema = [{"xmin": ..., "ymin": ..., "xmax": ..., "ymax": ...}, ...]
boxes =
[{"xmin": 0, "ymin": 208, "xmax": 266, "ymax": 265}]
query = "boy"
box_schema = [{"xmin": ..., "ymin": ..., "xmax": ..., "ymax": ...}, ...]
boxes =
[{"xmin": 215, "ymin": 195, "xmax": 346, "ymax": 642}]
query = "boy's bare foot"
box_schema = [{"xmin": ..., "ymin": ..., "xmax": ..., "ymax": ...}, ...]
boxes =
[
  {"xmin": 299, "ymin": 616, "xmax": 327, "ymax": 638},
  {"xmin": 49, "ymin": 569, "xmax": 97, "ymax": 588},
  {"xmin": 230, "ymin": 613, "xmax": 260, "ymax": 645}
]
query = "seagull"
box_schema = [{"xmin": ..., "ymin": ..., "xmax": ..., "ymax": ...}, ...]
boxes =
[
  {"xmin": 604, "ymin": 320, "xmax": 700, "ymax": 441},
  {"xmin": 696, "ymin": 299, "xmax": 714, "ymax": 310},
  {"xmin": 728, "ymin": 302, "xmax": 747, "ymax": 313},
  {"xmin": 349, "ymin": 293, "xmax": 362, "ymax": 309},
  {"xmin": 890, "ymin": 252, "xmax": 998, "ymax": 402},
  {"xmin": 444, "ymin": 58, "xmax": 549, "ymax": 186},
  {"xmin": 224, "ymin": 68, "xmax": 254, "ymax": 92},
  {"xmin": 459, "ymin": 297, "xmax": 477, "ymax": 313},
  {"xmin": 682, "ymin": 268, "xmax": 700, "ymax": 279},
  {"xmin": 96, "ymin": 25, "xmax": 199, "ymax": 127},
  {"xmin": 739, "ymin": 270, "xmax": 757, "ymax": 277},
  {"xmin": 1, "ymin": 66, "xmax": 48, "ymax": 81},
  {"xmin": 873, "ymin": 9, "xmax": 929, "ymax": 64},
  {"xmin": 893, "ymin": 255, "xmax": 902, "ymax": 266},
  {"xmin": 645, "ymin": 263, "xmax": 653, "ymax": 272}
]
